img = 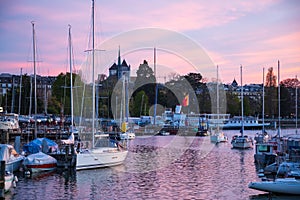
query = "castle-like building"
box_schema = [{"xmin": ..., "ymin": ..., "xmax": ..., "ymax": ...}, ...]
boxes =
[{"xmin": 108, "ymin": 47, "xmax": 130, "ymax": 80}]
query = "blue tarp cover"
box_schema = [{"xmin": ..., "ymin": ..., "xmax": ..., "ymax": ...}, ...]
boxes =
[{"xmin": 23, "ymin": 138, "xmax": 58, "ymax": 154}]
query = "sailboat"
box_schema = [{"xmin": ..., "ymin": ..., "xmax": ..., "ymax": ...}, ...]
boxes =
[
  {"xmin": 76, "ymin": 0, "xmax": 128, "ymax": 170},
  {"xmin": 254, "ymin": 68, "xmax": 277, "ymax": 166},
  {"xmin": 231, "ymin": 65, "xmax": 253, "ymax": 149},
  {"xmin": 210, "ymin": 65, "xmax": 228, "ymax": 143}
]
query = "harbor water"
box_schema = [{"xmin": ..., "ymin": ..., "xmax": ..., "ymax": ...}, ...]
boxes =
[{"xmin": 7, "ymin": 129, "xmax": 300, "ymax": 200}]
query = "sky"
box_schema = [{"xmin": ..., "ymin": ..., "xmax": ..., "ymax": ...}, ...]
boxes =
[{"xmin": 0, "ymin": 0, "xmax": 299, "ymax": 85}]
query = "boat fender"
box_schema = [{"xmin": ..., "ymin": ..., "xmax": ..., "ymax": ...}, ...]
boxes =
[
  {"xmin": 14, "ymin": 176, "xmax": 18, "ymax": 182},
  {"xmin": 13, "ymin": 181, "xmax": 16, "ymax": 188}
]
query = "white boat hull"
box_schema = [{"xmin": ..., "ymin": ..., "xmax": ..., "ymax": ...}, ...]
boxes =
[
  {"xmin": 5, "ymin": 157, "xmax": 24, "ymax": 173},
  {"xmin": 232, "ymin": 141, "xmax": 252, "ymax": 149},
  {"xmin": 0, "ymin": 144, "xmax": 24, "ymax": 173},
  {"xmin": 76, "ymin": 148, "xmax": 128, "ymax": 170},
  {"xmin": 248, "ymin": 178, "xmax": 300, "ymax": 195}
]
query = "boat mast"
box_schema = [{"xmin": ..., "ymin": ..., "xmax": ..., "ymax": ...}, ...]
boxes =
[
  {"xmin": 153, "ymin": 47, "xmax": 158, "ymax": 125},
  {"xmin": 92, "ymin": 0, "xmax": 95, "ymax": 148},
  {"xmin": 11, "ymin": 76, "xmax": 15, "ymax": 113},
  {"xmin": 262, "ymin": 68, "xmax": 265, "ymax": 134},
  {"xmin": 217, "ymin": 65, "xmax": 220, "ymax": 132},
  {"xmin": 68, "ymin": 25, "xmax": 74, "ymax": 133},
  {"xmin": 241, "ymin": 65, "xmax": 244, "ymax": 136},
  {"xmin": 277, "ymin": 60, "xmax": 281, "ymax": 138},
  {"xmin": 32, "ymin": 21, "xmax": 37, "ymax": 139},
  {"xmin": 18, "ymin": 68, "xmax": 23, "ymax": 115},
  {"xmin": 29, "ymin": 76, "xmax": 32, "ymax": 116},
  {"xmin": 296, "ymin": 75, "xmax": 298, "ymax": 134}
]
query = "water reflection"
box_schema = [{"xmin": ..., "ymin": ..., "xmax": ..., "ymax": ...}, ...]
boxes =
[{"xmin": 10, "ymin": 131, "xmax": 300, "ymax": 199}]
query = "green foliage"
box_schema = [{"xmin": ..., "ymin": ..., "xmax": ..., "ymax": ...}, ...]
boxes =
[
  {"xmin": 130, "ymin": 90, "xmax": 149, "ymax": 117},
  {"xmin": 226, "ymin": 93, "xmax": 240, "ymax": 116}
]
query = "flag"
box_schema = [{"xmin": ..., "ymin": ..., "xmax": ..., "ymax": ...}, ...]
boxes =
[{"xmin": 182, "ymin": 94, "xmax": 189, "ymax": 106}]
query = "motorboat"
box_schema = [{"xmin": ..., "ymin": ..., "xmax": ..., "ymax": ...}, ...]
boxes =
[
  {"xmin": 0, "ymin": 144, "xmax": 24, "ymax": 172},
  {"xmin": 210, "ymin": 130, "xmax": 228, "ymax": 143},
  {"xmin": 254, "ymin": 141, "xmax": 277, "ymax": 166},
  {"xmin": 253, "ymin": 132, "xmax": 277, "ymax": 166},
  {"xmin": 248, "ymin": 178, "xmax": 300, "ymax": 195},
  {"xmin": 231, "ymin": 135, "xmax": 253, "ymax": 149},
  {"xmin": 0, "ymin": 113, "xmax": 19, "ymax": 131},
  {"xmin": 23, "ymin": 152, "xmax": 57, "ymax": 173}
]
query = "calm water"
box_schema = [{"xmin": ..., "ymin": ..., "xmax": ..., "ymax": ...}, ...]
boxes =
[{"xmin": 7, "ymin": 129, "xmax": 300, "ymax": 200}]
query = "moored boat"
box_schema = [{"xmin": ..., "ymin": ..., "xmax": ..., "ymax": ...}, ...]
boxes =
[
  {"xmin": 23, "ymin": 152, "xmax": 57, "ymax": 173},
  {"xmin": 0, "ymin": 113, "xmax": 19, "ymax": 131},
  {"xmin": 231, "ymin": 66, "xmax": 253, "ymax": 149},
  {"xmin": 210, "ymin": 130, "xmax": 228, "ymax": 143},
  {"xmin": 231, "ymin": 135, "xmax": 253, "ymax": 149},
  {"xmin": 248, "ymin": 178, "xmax": 300, "ymax": 195},
  {"xmin": 210, "ymin": 65, "xmax": 228, "ymax": 143},
  {"xmin": 76, "ymin": 146, "xmax": 128, "ymax": 170},
  {"xmin": 74, "ymin": 0, "xmax": 128, "ymax": 170},
  {"xmin": 0, "ymin": 144, "xmax": 24, "ymax": 172}
]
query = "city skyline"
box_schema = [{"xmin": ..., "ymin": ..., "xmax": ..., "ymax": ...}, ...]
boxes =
[{"xmin": 0, "ymin": 0, "xmax": 299, "ymax": 84}]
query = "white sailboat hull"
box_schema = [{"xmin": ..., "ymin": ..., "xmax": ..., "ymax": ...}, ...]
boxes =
[
  {"xmin": 76, "ymin": 148, "xmax": 128, "ymax": 170},
  {"xmin": 248, "ymin": 178, "xmax": 300, "ymax": 195}
]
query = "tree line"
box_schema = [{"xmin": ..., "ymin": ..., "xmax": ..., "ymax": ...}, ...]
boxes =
[{"xmin": 1, "ymin": 63, "xmax": 299, "ymax": 120}]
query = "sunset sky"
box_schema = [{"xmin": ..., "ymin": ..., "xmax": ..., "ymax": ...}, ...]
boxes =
[{"xmin": 0, "ymin": 0, "xmax": 299, "ymax": 84}]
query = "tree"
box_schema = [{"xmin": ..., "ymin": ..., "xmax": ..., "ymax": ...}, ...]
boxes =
[
  {"xmin": 134, "ymin": 60, "xmax": 156, "ymax": 90},
  {"xmin": 265, "ymin": 67, "xmax": 277, "ymax": 118},
  {"xmin": 280, "ymin": 78, "xmax": 300, "ymax": 88},
  {"xmin": 184, "ymin": 72, "xmax": 203, "ymax": 90},
  {"xmin": 51, "ymin": 72, "xmax": 81, "ymax": 115},
  {"xmin": 280, "ymin": 78, "xmax": 300, "ymax": 118},
  {"xmin": 266, "ymin": 67, "xmax": 277, "ymax": 87},
  {"xmin": 226, "ymin": 93, "xmax": 240, "ymax": 116},
  {"xmin": 130, "ymin": 90, "xmax": 149, "ymax": 117},
  {"xmin": 133, "ymin": 60, "xmax": 156, "ymax": 113}
]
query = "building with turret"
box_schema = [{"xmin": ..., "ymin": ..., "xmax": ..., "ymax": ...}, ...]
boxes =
[{"xmin": 108, "ymin": 47, "xmax": 130, "ymax": 80}]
